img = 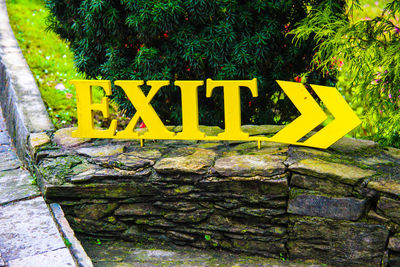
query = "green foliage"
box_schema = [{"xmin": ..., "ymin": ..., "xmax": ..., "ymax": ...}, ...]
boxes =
[
  {"xmin": 291, "ymin": 0, "xmax": 400, "ymax": 147},
  {"xmin": 45, "ymin": 0, "xmax": 341, "ymax": 127},
  {"xmin": 6, "ymin": 0, "xmax": 102, "ymax": 128},
  {"xmin": 63, "ymin": 237, "xmax": 72, "ymax": 248}
]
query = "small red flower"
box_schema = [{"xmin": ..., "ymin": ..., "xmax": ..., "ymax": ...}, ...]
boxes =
[
  {"xmin": 139, "ymin": 122, "xmax": 146, "ymax": 128},
  {"xmin": 186, "ymin": 68, "xmax": 190, "ymax": 72},
  {"xmin": 163, "ymin": 33, "xmax": 169, "ymax": 38}
]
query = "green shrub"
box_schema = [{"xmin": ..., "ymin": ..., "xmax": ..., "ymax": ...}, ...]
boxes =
[
  {"xmin": 292, "ymin": 0, "xmax": 400, "ymax": 147},
  {"xmin": 46, "ymin": 0, "xmax": 344, "ymax": 127}
]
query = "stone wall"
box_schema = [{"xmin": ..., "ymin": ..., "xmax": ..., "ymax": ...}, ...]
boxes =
[{"xmin": 32, "ymin": 126, "xmax": 400, "ymax": 266}]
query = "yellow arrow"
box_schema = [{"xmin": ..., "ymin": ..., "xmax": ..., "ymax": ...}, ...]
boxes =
[
  {"xmin": 301, "ymin": 84, "xmax": 361, "ymax": 149},
  {"xmin": 269, "ymin": 81, "xmax": 328, "ymax": 144}
]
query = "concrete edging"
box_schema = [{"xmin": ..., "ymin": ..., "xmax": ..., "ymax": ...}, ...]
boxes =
[
  {"xmin": 0, "ymin": 1, "xmax": 92, "ymax": 266},
  {"xmin": 0, "ymin": 0, "xmax": 53, "ymax": 164}
]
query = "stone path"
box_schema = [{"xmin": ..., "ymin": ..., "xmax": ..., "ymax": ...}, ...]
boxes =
[
  {"xmin": 78, "ymin": 236, "xmax": 318, "ymax": 267},
  {"xmin": 0, "ymin": 108, "xmax": 76, "ymax": 266}
]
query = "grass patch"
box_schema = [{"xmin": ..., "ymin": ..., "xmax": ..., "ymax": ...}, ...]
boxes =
[{"xmin": 6, "ymin": 0, "xmax": 103, "ymax": 129}]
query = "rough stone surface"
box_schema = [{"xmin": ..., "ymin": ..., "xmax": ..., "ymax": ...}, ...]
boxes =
[
  {"xmin": 153, "ymin": 201, "xmax": 200, "ymax": 212},
  {"xmin": 154, "ymin": 147, "xmax": 217, "ymax": 174},
  {"xmin": 115, "ymin": 203, "xmax": 161, "ymax": 216},
  {"xmin": 0, "ymin": 131, "xmax": 9, "ymax": 145},
  {"xmin": 368, "ymin": 180, "xmax": 400, "ymax": 196},
  {"xmin": 388, "ymin": 235, "xmax": 400, "ymax": 252},
  {"xmin": 330, "ymin": 137, "xmax": 379, "ymax": 153},
  {"xmin": 288, "ymin": 217, "xmax": 389, "ymax": 267},
  {"xmin": 97, "ymin": 152, "xmax": 155, "ymax": 170},
  {"xmin": 44, "ymin": 182, "xmax": 160, "ymax": 199},
  {"xmin": 0, "ymin": 154, "xmax": 20, "ymax": 171},
  {"xmin": 77, "ymin": 144, "xmax": 125, "ymax": 157},
  {"xmin": 377, "ymin": 196, "xmax": 400, "ymax": 224},
  {"xmin": 290, "ymin": 173, "xmax": 353, "ymax": 196},
  {"xmin": 123, "ymin": 149, "xmax": 162, "ymax": 160},
  {"xmin": 385, "ymin": 147, "xmax": 400, "ymax": 159},
  {"xmin": 214, "ymin": 155, "xmax": 286, "ymax": 177},
  {"xmin": 0, "ymin": 168, "xmax": 40, "ymax": 205},
  {"xmin": 357, "ymin": 156, "xmax": 392, "ymax": 166},
  {"xmin": 0, "ymin": 197, "xmax": 66, "ymax": 262},
  {"xmin": 53, "ymin": 127, "xmax": 89, "ymax": 148},
  {"xmin": 367, "ymin": 210, "xmax": 390, "ymax": 223},
  {"xmin": 200, "ymin": 176, "xmax": 288, "ymax": 198},
  {"xmin": 7, "ymin": 248, "xmax": 76, "ymax": 267},
  {"xmin": 69, "ymin": 217, "xmax": 127, "ymax": 234},
  {"xmin": 241, "ymin": 125, "xmax": 284, "ymax": 136},
  {"xmin": 288, "ymin": 192, "xmax": 367, "ymax": 221},
  {"xmin": 288, "ymin": 158, "xmax": 376, "ymax": 185},
  {"xmin": 29, "ymin": 132, "xmax": 50, "ymax": 152},
  {"xmin": 164, "ymin": 210, "xmax": 210, "ymax": 223},
  {"xmin": 73, "ymin": 203, "xmax": 119, "ymax": 220}
]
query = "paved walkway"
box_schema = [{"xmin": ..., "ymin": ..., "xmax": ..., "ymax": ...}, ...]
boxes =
[{"xmin": 0, "ymin": 107, "xmax": 76, "ymax": 266}]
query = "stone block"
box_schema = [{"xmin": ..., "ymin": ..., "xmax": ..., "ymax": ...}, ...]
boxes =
[
  {"xmin": 368, "ymin": 180, "xmax": 400, "ymax": 196},
  {"xmin": 288, "ymin": 191, "xmax": 367, "ymax": 221},
  {"xmin": 388, "ymin": 235, "xmax": 400, "ymax": 252},
  {"xmin": 0, "ymin": 149, "xmax": 20, "ymax": 171},
  {"xmin": 289, "ymin": 158, "xmax": 375, "ymax": 185},
  {"xmin": 330, "ymin": 137, "xmax": 379, "ymax": 153},
  {"xmin": 231, "ymin": 239, "xmax": 285, "ymax": 257},
  {"xmin": 29, "ymin": 132, "xmax": 50, "ymax": 152},
  {"xmin": 53, "ymin": 127, "xmax": 89, "ymax": 148},
  {"xmin": 0, "ymin": 168, "xmax": 40, "ymax": 205},
  {"xmin": 115, "ymin": 203, "xmax": 162, "ymax": 216},
  {"xmin": 0, "ymin": 197, "xmax": 66, "ymax": 262},
  {"xmin": 154, "ymin": 147, "xmax": 217, "ymax": 174},
  {"xmin": 0, "ymin": 131, "xmax": 10, "ymax": 145},
  {"xmin": 377, "ymin": 196, "xmax": 400, "ymax": 224},
  {"xmin": 73, "ymin": 203, "xmax": 119, "ymax": 220},
  {"xmin": 91, "ymin": 152, "xmax": 155, "ymax": 170},
  {"xmin": 44, "ymin": 182, "xmax": 159, "ymax": 199},
  {"xmin": 68, "ymin": 217, "xmax": 127, "ymax": 234},
  {"xmin": 290, "ymin": 173, "xmax": 353, "ymax": 196},
  {"xmin": 164, "ymin": 210, "xmax": 210, "ymax": 223},
  {"xmin": 153, "ymin": 201, "xmax": 200, "ymax": 212},
  {"xmin": 199, "ymin": 176, "xmax": 288, "ymax": 197},
  {"xmin": 288, "ymin": 217, "xmax": 389, "ymax": 266},
  {"xmin": 214, "ymin": 155, "xmax": 286, "ymax": 177},
  {"xmin": 241, "ymin": 125, "xmax": 284, "ymax": 136},
  {"xmin": 76, "ymin": 144, "xmax": 125, "ymax": 157},
  {"xmin": 7, "ymin": 248, "xmax": 76, "ymax": 267}
]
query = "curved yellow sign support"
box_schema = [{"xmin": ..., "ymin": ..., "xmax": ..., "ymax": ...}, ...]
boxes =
[{"xmin": 71, "ymin": 79, "xmax": 361, "ymax": 149}]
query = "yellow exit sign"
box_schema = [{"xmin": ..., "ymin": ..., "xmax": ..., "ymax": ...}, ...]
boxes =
[{"xmin": 71, "ymin": 79, "xmax": 361, "ymax": 149}]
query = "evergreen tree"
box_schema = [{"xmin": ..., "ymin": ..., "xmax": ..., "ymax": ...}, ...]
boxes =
[
  {"xmin": 46, "ymin": 0, "xmax": 342, "ymax": 127},
  {"xmin": 292, "ymin": 0, "xmax": 400, "ymax": 147}
]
